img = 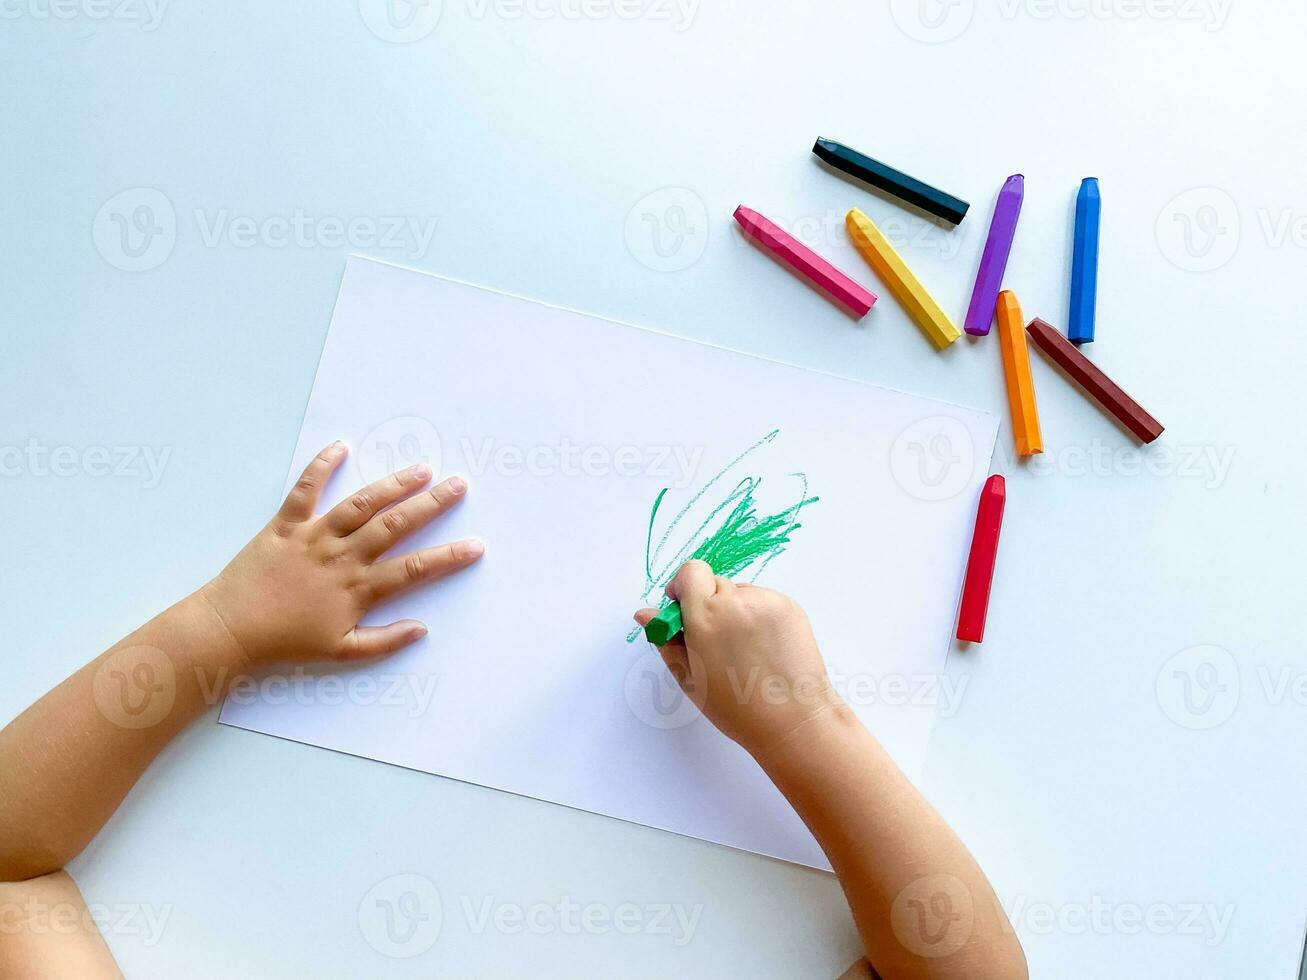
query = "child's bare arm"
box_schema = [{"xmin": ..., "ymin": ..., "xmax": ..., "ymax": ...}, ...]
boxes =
[
  {"xmin": 0, "ymin": 442, "xmax": 482, "ymax": 883},
  {"xmin": 0, "ymin": 872, "xmax": 123, "ymax": 979},
  {"xmin": 636, "ymin": 561, "xmax": 1027, "ymax": 980}
]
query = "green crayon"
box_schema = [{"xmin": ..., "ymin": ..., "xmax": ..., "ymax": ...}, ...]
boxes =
[{"xmin": 643, "ymin": 602, "xmax": 684, "ymax": 646}]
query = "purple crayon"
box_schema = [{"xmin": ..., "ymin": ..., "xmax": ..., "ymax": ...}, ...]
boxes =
[{"xmin": 964, "ymin": 174, "xmax": 1025, "ymax": 336}]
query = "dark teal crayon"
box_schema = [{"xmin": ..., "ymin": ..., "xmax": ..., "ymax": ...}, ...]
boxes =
[{"xmin": 812, "ymin": 137, "xmax": 970, "ymax": 226}]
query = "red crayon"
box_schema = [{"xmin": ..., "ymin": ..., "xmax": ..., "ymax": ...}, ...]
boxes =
[
  {"xmin": 956, "ymin": 475, "xmax": 1006, "ymax": 644},
  {"xmin": 734, "ymin": 205, "xmax": 877, "ymax": 317}
]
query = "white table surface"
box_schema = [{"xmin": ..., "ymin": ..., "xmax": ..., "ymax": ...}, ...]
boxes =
[{"xmin": 3, "ymin": 2, "xmax": 1303, "ymax": 976}]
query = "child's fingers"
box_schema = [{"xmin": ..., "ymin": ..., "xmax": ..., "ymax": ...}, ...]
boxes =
[
  {"xmin": 336, "ymin": 620, "xmax": 428, "ymax": 660},
  {"xmin": 351, "ymin": 476, "xmax": 468, "ymax": 560},
  {"xmin": 660, "ymin": 644, "xmax": 692, "ymax": 690},
  {"xmin": 669, "ymin": 560, "xmax": 716, "ymax": 619},
  {"xmin": 632, "ymin": 611, "xmax": 695, "ymax": 674},
  {"xmin": 633, "ymin": 611, "xmax": 694, "ymax": 696},
  {"xmin": 321, "ymin": 463, "xmax": 433, "ymax": 537},
  {"xmin": 367, "ymin": 539, "xmax": 485, "ymax": 602},
  {"xmin": 277, "ymin": 442, "xmax": 347, "ymax": 523}
]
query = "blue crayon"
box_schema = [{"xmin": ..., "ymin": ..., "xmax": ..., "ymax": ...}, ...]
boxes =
[{"xmin": 1069, "ymin": 178, "xmax": 1101, "ymax": 345}]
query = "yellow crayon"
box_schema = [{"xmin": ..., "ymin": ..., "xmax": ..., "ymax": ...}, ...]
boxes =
[
  {"xmin": 846, "ymin": 208, "xmax": 961, "ymax": 349},
  {"xmin": 995, "ymin": 290, "xmax": 1044, "ymax": 457}
]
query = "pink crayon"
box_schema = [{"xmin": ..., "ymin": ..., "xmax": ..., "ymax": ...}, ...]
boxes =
[{"xmin": 734, "ymin": 205, "xmax": 877, "ymax": 318}]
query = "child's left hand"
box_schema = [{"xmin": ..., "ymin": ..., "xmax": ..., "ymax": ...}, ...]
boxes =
[
  {"xmin": 0, "ymin": 439, "xmax": 485, "ymax": 889},
  {"xmin": 198, "ymin": 441, "xmax": 483, "ymax": 667}
]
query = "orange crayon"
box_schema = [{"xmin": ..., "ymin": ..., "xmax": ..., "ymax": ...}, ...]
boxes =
[{"xmin": 996, "ymin": 291, "xmax": 1043, "ymax": 457}]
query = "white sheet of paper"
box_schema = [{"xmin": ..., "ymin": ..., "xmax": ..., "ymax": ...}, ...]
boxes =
[{"xmin": 219, "ymin": 256, "xmax": 998, "ymax": 870}]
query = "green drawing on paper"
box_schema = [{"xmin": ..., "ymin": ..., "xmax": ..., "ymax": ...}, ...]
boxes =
[{"xmin": 627, "ymin": 430, "xmax": 819, "ymax": 642}]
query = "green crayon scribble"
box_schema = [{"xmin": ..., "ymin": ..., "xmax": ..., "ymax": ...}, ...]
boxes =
[{"xmin": 628, "ymin": 430, "xmax": 819, "ymax": 642}]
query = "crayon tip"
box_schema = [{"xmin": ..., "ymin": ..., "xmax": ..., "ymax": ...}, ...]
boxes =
[
  {"xmin": 812, "ymin": 137, "xmax": 841, "ymax": 162},
  {"xmin": 1079, "ymin": 177, "xmax": 1101, "ymax": 199},
  {"xmin": 733, "ymin": 205, "xmax": 758, "ymax": 228}
]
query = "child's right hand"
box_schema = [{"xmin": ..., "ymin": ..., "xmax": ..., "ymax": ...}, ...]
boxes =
[{"xmin": 634, "ymin": 560, "xmax": 841, "ymax": 758}]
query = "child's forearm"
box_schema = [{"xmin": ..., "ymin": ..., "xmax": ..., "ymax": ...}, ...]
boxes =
[
  {"xmin": 753, "ymin": 704, "xmax": 1027, "ymax": 980},
  {"xmin": 0, "ymin": 591, "xmax": 243, "ymax": 882},
  {"xmin": 0, "ymin": 448, "xmax": 481, "ymax": 884},
  {"xmin": 634, "ymin": 565, "xmax": 1025, "ymax": 976}
]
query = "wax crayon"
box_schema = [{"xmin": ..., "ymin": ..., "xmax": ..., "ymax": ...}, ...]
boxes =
[
  {"xmin": 813, "ymin": 138, "xmax": 970, "ymax": 226},
  {"xmin": 846, "ymin": 208, "xmax": 960, "ymax": 349},
  {"xmin": 1069, "ymin": 178, "xmax": 1101, "ymax": 344},
  {"xmin": 964, "ymin": 175, "xmax": 1024, "ymax": 336},
  {"xmin": 734, "ymin": 205, "xmax": 877, "ymax": 317},
  {"xmin": 1026, "ymin": 318, "xmax": 1164, "ymax": 443},
  {"xmin": 996, "ymin": 291, "xmax": 1044, "ymax": 457},
  {"xmin": 956, "ymin": 474, "xmax": 1006, "ymax": 644}
]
